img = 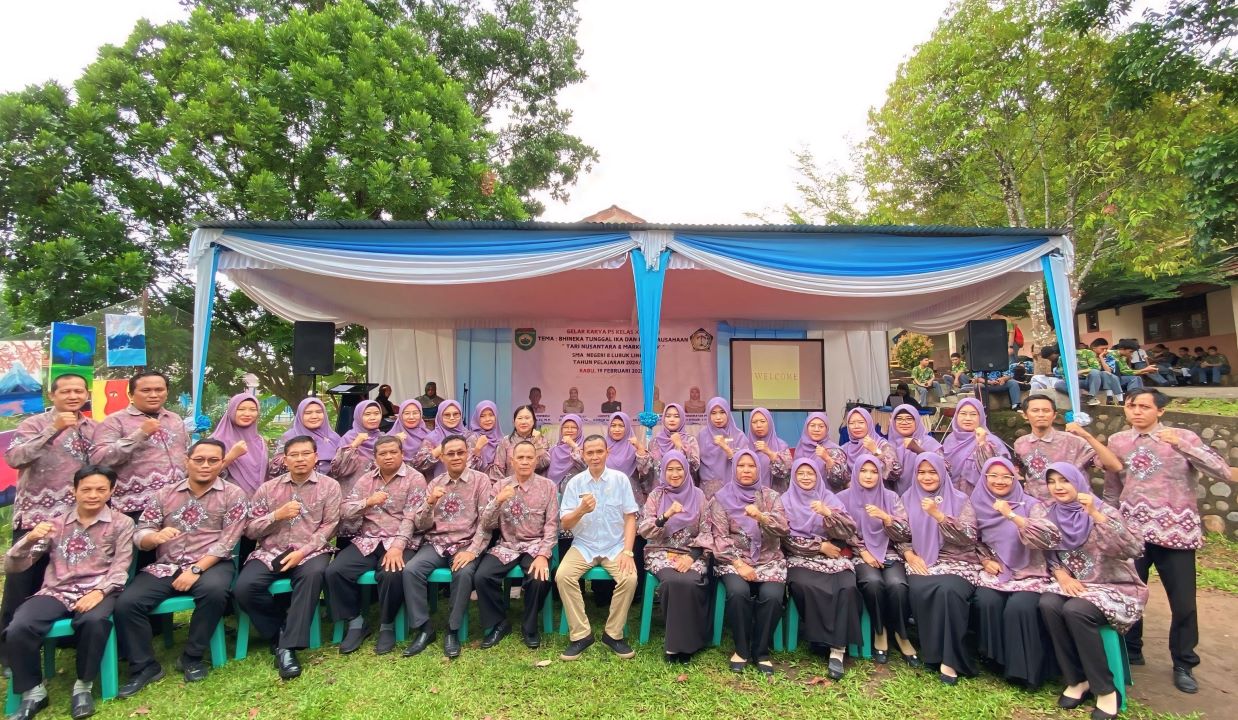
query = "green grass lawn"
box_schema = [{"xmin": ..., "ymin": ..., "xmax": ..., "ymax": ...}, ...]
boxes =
[
  {"xmin": 1198, "ymin": 533, "xmax": 1238, "ymax": 594},
  {"xmin": 5, "ymin": 601, "xmax": 1202, "ymax": 720}
]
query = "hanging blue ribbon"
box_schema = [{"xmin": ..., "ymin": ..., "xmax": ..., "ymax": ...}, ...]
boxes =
[{"xmin": 631, "ymin": 249, "xmax": 670, "ymax": 422}]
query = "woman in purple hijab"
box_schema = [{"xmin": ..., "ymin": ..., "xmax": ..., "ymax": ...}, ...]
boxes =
[
  {"xmin": 884, "ymin": 403, "xmax": 942, "ymax": 495},
  {"xmin": 698, "ymin": 449, "xmax": 788, "ymax": 675},
  {"xmin": 940, "ymin": 397, "xmax": 1009, "ymax": 494},
  {"xmin": 273, "ymin": 397, "xmax": 341, "ymax": 477},
  {"xmin": 547, "ymin": 414, "xmax": 586, "ymax": 488},
  {"xmin": 211, "ymin": 392, "xmax": 269, "ymax": 497},
  {"xmin": 331, "ymin": 399, "xmax": 386, "ymax": 499},
  {"xmin": 781, "ymin": 457, "xmax": 861, "ymax": 679},
  {"xmin": 386, "ymin": 398, "xmax": 429, "ymax": 463},
  {"xmin": 838, "ymin": 453, "xmax": 918, "ymax": 666},
  {"xmin": 695, "ymin": 397, "xmax": 750, "ymax": 498},
  {"xmin": 638, "ymin": 450, "xmax": 710, "ymax": 661},
  {"xmin": 469, "ymin": 400, "xmax": 508, "ymax": 481},
  {"xmin": 793, "ymin": 413, "xmax": 849, "ymax": 491},
  {"xmin": 747, "ymin": 408, "xmax": 792, "ymax": 493},
  {"xmin": 841, "ymin": 407, "xmax": 897, "ymax": 478},
  {"xmin": 1040, "ymin": 462, "xmax": 1147, "ymax": 720},
  {"xmin": 412, "ymin": 399, "xmax": 474, "ymax": 479},
  {"xmin": 901, "ymin": 452, "xmax": 984, "ymax": 684},
  {"xmin": 971, "ymin": 457, "xmax": 1060, "ymax": 689},
  {"xmin": 651, "ymin": 403, "xmax": 700, "ymax": 476},
  {"xmin": 605, "ymin": 412, "xmax": 654, "ymax": 504}
]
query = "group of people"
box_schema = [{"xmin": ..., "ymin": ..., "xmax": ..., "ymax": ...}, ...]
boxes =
[{"xmin": 2, "ymin": 370, "xmax": 1228, "ymax": 720}]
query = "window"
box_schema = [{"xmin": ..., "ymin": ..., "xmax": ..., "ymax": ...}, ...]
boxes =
[
  {"xmin": 1085, "ymin": 311, "xmax": 1099, "ymax": 333},
  {"xmin": 1143, "ymin": 295, "xmax": 1209, "ymax": 342}
]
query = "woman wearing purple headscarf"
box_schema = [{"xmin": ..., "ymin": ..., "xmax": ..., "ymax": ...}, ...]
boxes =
[
  {"xmin": 901, "ymin": 452, "xmax": 983, "ymax": 684},
  {"xmin": 1039, "ymin": 463, "xmax": 1147, "ymax": 720},
  {"xmin": 412, "ymin": 399, "xmax": 474, "ymax": 480},
  {"xmin": 469, "ymin": 400, "xmax": 508, "ymax": 482},
  {"xmin": 781, "ymin": 458, "xmax": 860, "ymax": 679},
  {"xmin": 971, "ymin": 457, "xmax": 1060, "ymax": 690},
  {"xmin": 697, "ymin": 449, "xmax": 788, "ymax": 675},
  {"xmin": 793, "ymin": 413, "xmax": 849, "ymax": 491},
  {"xmin": 747, "ymin": 408, "xmax": 792, "ymax": 493},
  {"xmin": 650, "ymin": 403, "xmax": 700, "ymax": 476},
  {"xmin": 838, "ymin": 453, "xmax": 919, "ymax": 667},
  {"xmin": 547, "ymin": 414, "xmax": 586, "ymax": 488},
  {"xmin": 638, "ymin": 450, "xmax": 709, "ymax": 661},
  {"xmin": 499, "ymin": 405, "xmax": 550, "ymax": 476},
  {"xmin": 885, "ymin": 404, "xmax": 943, "ymax": 495},
  {"xmin": 696, "ymin": 398, "xmax": 750, "ymax": 498},
  {"xmin": 841, "ymin": 407, "xmax": 897, "ymax": 478},
  {"xmin": 274, "ymin": 397, "xmax": 341, "ymax": 477},
  {"xmin": 941, "ymin": 397, "xmax": 1009, "ymax": 494},
  {"xmin": 331, "ymin": 400, "xmax": 384, "ymax": 499},
  {"xmin": 211, "ymin": 393, "xmax": 268, "ymax": 497},
  {"xmin": 604, "ymin": 412, "xmax": 654, "ymax": 504},
  {"xmin": 385, "ymin": 398, "xmax": 429, "ymax": 463}
]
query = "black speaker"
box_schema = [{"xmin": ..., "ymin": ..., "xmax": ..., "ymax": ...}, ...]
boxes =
[
  {"xmin": 965, "ymin": 319, "xmax": 1009, "ymax": 373},
  {"xmin": 292, "ymin": 321, "xmax": 335, "ymax": 375}
]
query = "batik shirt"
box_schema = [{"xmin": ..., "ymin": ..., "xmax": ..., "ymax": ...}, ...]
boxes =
[
  {"xmin": 698, "ymin": 489, "xmax": 790, "ymax": 582},
  {"xmin": 245, "ymin": 471, "xmax": 342, "ymax": 570},
  {"xmin": 414, "ymin": 468, "xmax": 494, "ymax": 557},
  {"xmin": 4, "ymin": 507, "xmax": 134, "ymax": 609},
  {"xmin": 5, "ymin": 410, "xmax": 95, "ymax": 529},
  {"xmin": 480, "ymin": 473, "xmax": 558, "ymax": 565},
  {"xmin": 340, "ymin": 464, "xmax": 426, "ymax": 556},
  {"xmin": 1044, "ymin": 502, "xmax": 1148, "ymax": 632},
  {"xmin": 134, "ymin": 478, "xmax": 248, "ymax": 578},
  {"xmin": 91, "ymin": 405, "xmax": 188, "ymax": 514},
  {"xmin": 638, "ymin": 488, "xmax": 708, "ymax": 575},
  {"xmin": 1014, "ymin": 430, "xmax": 1098, "ymax": 502}
]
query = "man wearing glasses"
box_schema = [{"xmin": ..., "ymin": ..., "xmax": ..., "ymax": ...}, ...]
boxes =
[
  {"xmin": 234, "ymin": 435, "xmax": 342, "ymax": 679},
  {"xmin": 114, "ymin": 438, "xmax": 248, "ymax": 696}
]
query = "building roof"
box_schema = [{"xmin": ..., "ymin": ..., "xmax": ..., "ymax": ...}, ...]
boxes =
[{"xmin": 578, "ymin": 205, "xmax": 647, "ymax": 223}]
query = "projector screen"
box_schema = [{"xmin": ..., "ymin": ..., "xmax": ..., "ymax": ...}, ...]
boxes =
[{"xmin": 729, "ymin": 339, "xmax": 825, "ymax": 411}]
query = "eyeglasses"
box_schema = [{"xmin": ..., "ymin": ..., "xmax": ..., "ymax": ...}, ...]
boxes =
[
  {"xmin": 984, "ymin": 473, "xmax": 1015, "ymax": 481},
  {"xmin": 443, "ymin": 450, "xmax": 468, "ymax": 458},
  {"xmin": 188, "ymin": 456, "xmax": 223, "ymax": 466},
  {"xmin": 285, "ymin": 452, "xmax": 316, "ymax": 460}
]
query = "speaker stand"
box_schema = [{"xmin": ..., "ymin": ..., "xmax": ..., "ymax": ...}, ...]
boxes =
[{"xmin": 309, "ymin": 374, "xmax": 318, "ymax": 397}]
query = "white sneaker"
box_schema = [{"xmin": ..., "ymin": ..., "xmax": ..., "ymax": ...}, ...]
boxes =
[{"xmin": 1086, "ymin": 396, "xmax": 1101, "ymax": 406}]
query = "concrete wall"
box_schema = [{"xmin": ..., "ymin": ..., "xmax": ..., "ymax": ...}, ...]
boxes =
[{"xmin": 1075, "ymin": 287, "xmax": 1238, "ymax": 364}]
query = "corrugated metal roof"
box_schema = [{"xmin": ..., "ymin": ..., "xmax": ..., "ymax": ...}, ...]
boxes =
[{"xmin": 192, "ymin": 218, "xmax": 1069, "ymax": 238}]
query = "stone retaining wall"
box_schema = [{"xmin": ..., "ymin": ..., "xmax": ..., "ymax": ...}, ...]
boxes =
[{"xmin": 987, "ymin": 406, "xmax": 1238, "ymax": 541}]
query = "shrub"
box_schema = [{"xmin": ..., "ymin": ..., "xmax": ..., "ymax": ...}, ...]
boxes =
[{"xmin": 895, "ymin": 332, "xmax": 934, "ymax": 370}]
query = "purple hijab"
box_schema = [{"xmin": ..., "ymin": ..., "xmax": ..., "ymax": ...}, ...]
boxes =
[
  {"xmin": 903, "ymin": 452, "xmax": 969, "ymax": 566},
  {"xmin": 796, "ymin": 412, "xmax": 840, "ymax": 462},
  {"xmin": 340, "ymin": 400, "xmax": 382, "ymax": 460},
  {"xmin": 714, "ymin": 449, "xmax": 762, "ymax": 563},
  {"xmin": 386, "ymin": 399, "xmax": 429, "ymax": 461},
  {"xmin": 1046, "ymin": 462, "xmax": 1095, "ymax": 550},
  {"xmin": 210, "ymin": 393, "xmax": 268, "ymax": 496},
  {"xmin": 548, "ymin": 414, "xmax": 583, "ymax": 485},
  {"xmin": 941, "ymin": 397, "xmax": 1009, "ymax": 491},
  {"xmin": 842, "ymin": 407, "xmax": 888, "ymax": 466},
  {"xmin": 605, "ymin": 412, "xmax": 638, "ymax": 477},
  {"xmin": 653, "ymin": 403, "xmax": 688, "ymax": 456},
  {"xmin": 839, "ymin": 453, "xmax": 899, "ymax": 560},
  {"xmin": 656, "ymin": 450, "xmax": 704, "ymax": 537},
  {"xmin": 971, "ymin": 457, "xmax": 1032, "ymax": 582},
  {"xmin": 885, "ymin": 403, "xmax": 942, "ymax": 495},
  {"xmin": 746, "ymin": 407, "xmax": 790, "ymax": 489},
  {"xmin": 426, "ymin": 399, "xmax": 465, "ymax": 448},
  {"xmin": 280, "ymin": 397, "xmax": 341, "ymax": 462},
  {"xmin": 697, "ymin": 397, "xmax": 748, "ymax": 483},
  {"xmin": 782, "ymin": 457, "xmax": 843, "ymax": 538},
  {"xmin": 469, "ymin": 401, "xmax": 505, "ymax": 467}
]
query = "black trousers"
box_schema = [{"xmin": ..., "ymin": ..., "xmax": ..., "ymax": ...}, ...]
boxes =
[
  {"xmin": 474, "ymin": 552, "xmax": 552, "ymax": 637},
  {"xmin": 653, "ymin": 567, "xmax": 710, "ymax": 655},
  {"xmin": 402, "ymin": 544, "xmax": 481, "ymax": 632},
  {"xmin": 1040, "ymin": 593, "xmax": 1117, "ymax": 696},
  {"xmin": 0, "ymin": 527, "xmax": 47, "ymax": 666},
  {"xmin": 787, "ymin": 567, "xmax": 860, "ymax": 649},
  {"xmin": 974, "ymin": 588, "xmax": 1052, "ymax": 687},
  {"xmin": 720, "ymin": 574, "xmax": 785, "ymax": 662},
  {"xmin": 6, "ymin": 595, "xmax": 115, "ymax": 694},
  {"xmin": 234, "ymin": 554, "xmax": 330, "ymax": 650},
  {"xmin": 855, "ymin": 561, "xmax": 911, "ymax": 640},
  {"xmin": 324, "ymin": 544, "xmax": 411, "ymax": 625},
  {"xmin": 1127, "ymin": 543, "xmax": 1198, "ymax": 668},
  {"xmin": 114, "ymin": 564, "xmax": 234, "ymax": 672},
  {"xmin": 908, "ymin": 573, "xmax": 976, "ymax": 676}
]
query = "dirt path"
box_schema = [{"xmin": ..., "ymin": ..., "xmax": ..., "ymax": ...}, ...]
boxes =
[{"xmin": 1126, "ymin": 579, "xmax": 1236, "ymax": 718}]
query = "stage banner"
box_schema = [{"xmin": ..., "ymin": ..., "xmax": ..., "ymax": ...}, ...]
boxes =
[{"xmin": 511, "ymin": 323, "xmax": 717, "ymax": 427}]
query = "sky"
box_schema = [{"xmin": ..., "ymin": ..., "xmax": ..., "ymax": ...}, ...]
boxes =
[{"xmin": 0, "ymin": 0, "xmax": 953, "ymax": 224}]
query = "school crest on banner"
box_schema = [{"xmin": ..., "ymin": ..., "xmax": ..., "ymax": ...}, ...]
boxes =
[{"xmin": 514, "ymin": 328, "xmax": 537, "ymax": 351}]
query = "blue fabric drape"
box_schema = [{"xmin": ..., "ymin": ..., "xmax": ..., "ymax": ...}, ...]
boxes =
[
  {"xmin": 674, "ymin": 232, "xmax": 1051, "ymax": 277},
  {"xmin": 632, "ymin": 250, "xmax": 670, "ymax": 419},
  {"xmin": 228, "ymin": 229, "xmax": 630, "ymax": 256},
  {"xmin": 191, "ymin": 245, "xmax": 221, "ymax": 427},
  {"xmin": 1042, "ymin": 254, "xmax": 1081, "ymax": 417}
]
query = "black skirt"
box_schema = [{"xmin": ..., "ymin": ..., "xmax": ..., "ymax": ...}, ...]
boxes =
[
  {"xmin": 654, "ymin": 567, "xmax": 710, "ymax": 655},
  {"xmin": 787, "ymin": 567, "xmax": 861, "ymax": 648},
  {"xmin": 908, "ymin": 573, "xmax": 977, "ymax": 675},
  {"xmin": 974, "ymin": 588, "xmax": 1054, "ymax": 688}
]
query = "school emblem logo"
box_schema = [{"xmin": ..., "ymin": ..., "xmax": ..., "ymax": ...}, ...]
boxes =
[
  {"xmin": 514, "ymin": 328, "xmax": 537, "ymax": 351},
  {"xmin": 690, "ymin": 328, "xmax": 714, "ymax": 352}
]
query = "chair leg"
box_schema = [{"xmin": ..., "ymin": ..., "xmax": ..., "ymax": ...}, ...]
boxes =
[
  {"xmin": 209, "ymin": 620, "xmax": 227, "ymax": 668},
  {"xmin": 5, "ymin": 673, "xmax": 19, "ymax": 715},
  {"xmin": 773, "ymin": 614, "xmax": 785, "ymax": 653},
  {"xmin": 786, "ymin": 598, "xmax": 799, "ymax": 652},
  {"xmin": 42, "ymin": 637, "xmax": 56, "ymax": 679},
  {"xmin": 711, "ymin": 583, "xmax": 725, "ymax": 648},
  {"xmin": 1099, "ymin": 625, "xmax": 1128, "ymax": 712},
  {"xmin": 235, "ymin": 611, "xmax": 251, "ymax": 660},
  {"xmin": 332, "ymin": 620, "xmax": 345, "ymax": 645},
  {"xmin": 638, "ymin": 573, "xmax": 658, "ymax": 645},
  {"xmin": 308, "ymin": 604, "xmax": 322, "ymax": 650},
  {"xmin": 100, "ymin": 625, "xmax": 119, "ymax": 701},
  {"xmin": 161, "ymin": 613, "xmax": 176, "ymax": 649},
  {"xmin": 859, "ymin": 605, "xmax": 873, "ymax": 659},
  {"xmin": 541, "ymin": 589, "xmax": 554, "ymax": 635},
  {"xmin": 395, "ymin": 606, "xmax": 407, "ymax": 643}
]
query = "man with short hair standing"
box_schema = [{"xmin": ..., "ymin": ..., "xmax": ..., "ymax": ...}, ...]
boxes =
[
  {"xmin": 556, "ymin": 434, "xmax": 640, "ymax": 661},
  {"xmin": 1012, "ymin": 394, "xmax": 1121, "ymax": 502}
]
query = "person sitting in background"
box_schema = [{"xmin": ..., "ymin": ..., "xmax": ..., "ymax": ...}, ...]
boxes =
[
  {"xmin": 972, "ymin": 348, "xmax": 1024, "ymax": 410},
  {"xmin": 1199, "ymin": 346, "xmax": 1230, "ymax": 386},
  {"xmin": 940, "ymin": 353, "xmax": 968, "ymax": 395},
  {"xmin": 1146, "ymin": 344, "xmax": 1180, "ymax": 386},
  {"xmin": 1040, "ymin": 344, "xmax": 1108, "ymax": 406},
  {"xmin": 909, "ymin": 357, "xmax": 939, "ymax": 406},
  {"xmin": 1107, "ymin": 340, "xmax": 1158, "ymax": 393},
  {"xmin": 1173, "ymin": 346, "xmax": 1199, "ymax": 385},
  {"xmin": 885, "ymin": 383, "xmax": 922, "ymax": 411},
  {"xmin": 375, "ymin": 385, "xmax": 397, "ymax": 425},
  {"xmin": 415, "ymin": 382, "xmax": 443, "ymax": 427}
]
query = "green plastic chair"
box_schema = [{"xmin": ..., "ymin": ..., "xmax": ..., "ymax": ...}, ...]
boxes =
[
  {"xmin": 711, "ymin": 581, "xmax": 785, "ymax": 651},
  {"xmin": 331, "ymin": 570, "xmax": 407, "ymax": 644},
  {"xmin": 1099, "ymin": 625, "xmax": 1133, "ymax": 712},
  {"xmin": 3, "ymin": 617, "xmax": 119, "ymax": 715},
  {"xmin": 557, "ymin": 565, "xmax": 629, "ymax": 637},
  {"xmin": 152, "ymin": 595, "xmax": 227, "ymax": 667},
  {"xmin": 784, "ymin": 595, "xmax": 872, "ymax": 658},
  {"xmin": 234, "ymin": 577, "xmax": 323, "ymax": 660}
]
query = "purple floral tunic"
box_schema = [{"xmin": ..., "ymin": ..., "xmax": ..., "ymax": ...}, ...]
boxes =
[
  {"xmin": 1043, "ymin": 503, "xmax": 1149, "ymax": 633},
  {"xmin": 697, "ymin": 489, "xmax": 790, "ymax": 582}
]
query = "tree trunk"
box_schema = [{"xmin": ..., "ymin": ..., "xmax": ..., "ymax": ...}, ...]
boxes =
[{"xmin": 1025, "ymin": 281, "xmax": 1056, "ymax": 350}]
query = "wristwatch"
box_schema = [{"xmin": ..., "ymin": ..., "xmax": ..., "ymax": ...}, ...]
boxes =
[
  {"xmin": 190, "ymin": 565, "xmax": 204, "ymax": 575},
  {"xmin": 622, "ymin": 550, "xmax": 635, "ymax": 558}
]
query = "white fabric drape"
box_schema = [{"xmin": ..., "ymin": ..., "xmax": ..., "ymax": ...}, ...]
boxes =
[
  {"xmin": 809, "ymin": 328, "xmax": 891, "ymax": 424},
  {"xmin": 368, "ymin": 327, "xmax": 455, "ymax": 403}
]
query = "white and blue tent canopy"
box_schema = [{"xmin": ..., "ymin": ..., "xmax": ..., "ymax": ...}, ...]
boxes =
[{"xmin": 188, "ymin": 221, "xmax": 1081, "ymax": 425}]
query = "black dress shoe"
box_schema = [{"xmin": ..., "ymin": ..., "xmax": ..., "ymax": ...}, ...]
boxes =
[
  {"xmin": 402, "ymin": 629, "xmax": 436, "ymax": 657},
  {"xmin": 522, "ymin": 632, "xmax": 541, "ymax": 649},
  {"xmin": 938, "ymin": 672, "xmax": 958, "ymax": 686},
  {"xmin": 180, "ymin": 657, "xmax": 210, "ymax": 683},
  {"xmin": 481, "ymin": 620, "xmax": 511, "ymax": 649},
  {"xmin": 1173, "ymin": 666, "xmax": 1199, "ymax": 694},
  {"xmin": 69, "ymin": 690, "xmax": 94, "ymax": 719},
  {"xmin": 872, "ymin": 649, "xmax": 889, "ymax": 665},
  {"xmin": 1127, "ymin": 651, "xmax": 1145, "ymax": 666},
  {"xmin": 755, "ymin": 661, "xmax": 775, "ymax": 677},
  {"xmin": 729, "ymin": 659, "xmax": 747, "ymax": 673},
  {"xmin": 444, "ymin": 631, "xmax": 461, "ymax": 658},
  {"xmin": 827, "ymin": 657, "xmax": 845, "ymax": 680},
  {"xmin": 118, "ymin": 663, "xmax": 164, "ymax": 698},
  {"xmin": 1057, "ymin": 690, "xmax": 1093, "ymax": 709},
  {"xmin": 9, "ymin": 696, "xmax": 48, "ymax": 720},
  {"xmin": 1091, "ymin": 708, "xmax": 1118, "ymax": 720},
  {"xmin": 904, "ymin": 654, "xmax": 922, "ymax": 669},
  {"xmin": 374, "ymin": 628, "xmax": 396, "ymax": 655},
  {"xmin": 339, "ymin": 625, "xmax": 371, "ymax": 654},
  {"xmin": 275, "ymin": 648, "xmax": 302, "ymax": 680}
]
